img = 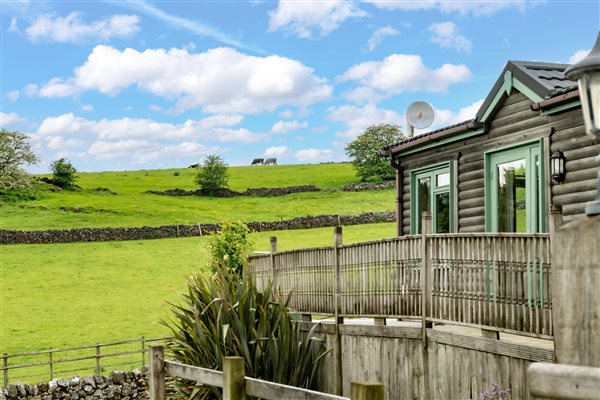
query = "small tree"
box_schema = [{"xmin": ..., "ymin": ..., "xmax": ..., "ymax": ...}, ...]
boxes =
[
  {"xmin": 195, "ymin": 154, "xmax": 229, "ymax": 195},
  {"xmin": 0, "ymin": 130, "xmax": 39, "ymax": 190},
  {"xmin": 207, "ymin": 220, "xmax": 253, "ymax": 274},
  {"xmin": 50, "ymin": 158, "xmax": 78, "ymax": 188},
  {"xmin": 345, "ymin": 123, "xmax": 405, "ymax": 182}
]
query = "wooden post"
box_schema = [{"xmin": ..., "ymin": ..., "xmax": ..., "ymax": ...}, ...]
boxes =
[
  {"xmin": 421, "ymin": 212, "xmax": 432, "ymax": 347},
  {"xmin": 350, "ymin": 382, "xmax": 384, "ymax": 400},
  {"xmin": 49, "ymin": 351, "xmax": 53, "ymax": 380},
  {"xmin": 223, "ymin": 357, "xmax": 245, "ymax": 400},
  {"xmin": 549, "ymin": 204, "xmax": 563, "ymax": 242},
  {"xmin": 3, "ymin": 353, "xmax": 8, "ymax": 387},
  {"xmin": 149, "ymin": 345, "xmax": 165, "ymax": 400},
  {"xmin": 334, "ymin": 226, "xmax": 344, "ymax": 396},
  {"xmin": 395, "ymin": 166, "xmax": 403, "ymax": 237},
  {"xmin": 270, "ymin": 236, "xmax": 278, "ymax": 291},
  {"xmin": 95, "ymin": 343, "xmax": 101, "ymax": 376},
  {"xmin": 141, "ymin": 336, "xmax": 146, "ymax": 368}
]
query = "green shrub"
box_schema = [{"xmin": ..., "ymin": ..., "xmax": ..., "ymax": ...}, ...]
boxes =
[
  {"xmin": 195, "ymin": 155, "xmax": 229, "ymax": 195},
  {"xmin": 207, "ymin": 221, "xmax": 253, "ymax": 274},
  {"xmin": 50, "ymin": 158, "xmax": 78, "ymax": 189},
  {"xmin": 162, "ymin": 269, "xmax": 329, "ymax": 399},
  {"xmin": 173, "ymin": 171, "xmax": 181, "ymax": 176}
]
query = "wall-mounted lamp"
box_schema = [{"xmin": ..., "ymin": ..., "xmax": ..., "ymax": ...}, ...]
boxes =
[
  {"xmin": 551, "ymin": 150, "xmax": 567, "ymax": 183},
  {"xmin": 565, "ymin": 32, "xmax": 600, "ymax": 215}
]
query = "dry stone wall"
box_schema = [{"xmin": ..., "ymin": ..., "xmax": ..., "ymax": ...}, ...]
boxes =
[
  {"xmin": 1, "ymin": 211, "xmax": 395, "ymax": 245},
  {"xmin": 0, "ymin": 370, "xmax": 147, "ymax": 400}
]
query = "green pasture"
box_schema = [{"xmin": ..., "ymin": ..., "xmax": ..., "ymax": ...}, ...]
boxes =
[
  {"xmin": 1, "ymin": 163, "xmax": 395, "ymax": 230},
  {"xmin": 1, "ymin": 223, "xmax": 396, "ymax": 356}
]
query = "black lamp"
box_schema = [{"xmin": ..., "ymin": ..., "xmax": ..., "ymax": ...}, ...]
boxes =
[
  {"xmin": 551, "ymin": 150, "xmax": 567, "ymax": 183},
  {"xmin": 565, "ymin": 32, "xmax": 600, "ymax": 215}
]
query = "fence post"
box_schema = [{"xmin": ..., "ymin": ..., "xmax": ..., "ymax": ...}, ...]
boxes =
[
  {"xmin": 2, "ymin": 353, "xmax": 8, "ymax": 387},
  {"xmin": 421, "ymin": 212, "xmax": 432, "ymax": 347},
  {"xmin": 350, "ymin": 382, "xmax": 384, "ymax": 400},
  {"xmin": 223, "ymin": 357, "xmax": 245, "ymax": 400},
  {"xmin": 49, "ymin": 351, "xmax": 53, "ymax": 380},
  {"xmin": 270, "ymin": 236, "xmax": 278, "ymax": 292},
  {"xmin": 149, "ymin": 345, "xmax": 165, "ymax": 400},
  {"xmin": 141, "ymin": 336, "xmax": 146, "ymax": 368},
  {"xmin": 95, "ymin": 344, "xmax": 101, "ymax": 376},
  {"xmin": 334, "ymin": 226, "xmax": 344, "ymax": 395}
]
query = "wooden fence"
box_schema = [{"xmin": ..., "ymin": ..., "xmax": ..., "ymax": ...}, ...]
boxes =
[
  {"xmin": 149, "ymin": 345, "xmax": 383, "ymax": 400},
  {"xmin": 250, "ymin": 217, "xmax": 553, "ymax": 338},
  {"xmin": 1, "ymin": 336, "xmax": 169, "ymax": 386}
]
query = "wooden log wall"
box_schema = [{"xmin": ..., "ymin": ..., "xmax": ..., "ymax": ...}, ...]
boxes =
[
  {"xmin": 308, "ymin": 323, "xmax": 554, "ymax": 400},
  {"xmin": 398, "ymin": 91, "xmax": 599, "ymax": 234}
]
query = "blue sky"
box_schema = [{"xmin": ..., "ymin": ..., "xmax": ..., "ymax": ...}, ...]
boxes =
[{"xmin": 1, "ymin": 0, "xmax": 598, "ymax": 172}]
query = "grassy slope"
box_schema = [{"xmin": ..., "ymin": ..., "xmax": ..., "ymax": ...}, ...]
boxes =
[
  {"xmin": 1, "ymin": 223, "xmax": 396, "ymax": 355},
  {"xmin": 1, "ymin": 164, "xmax": 395, "ymax": 230}
]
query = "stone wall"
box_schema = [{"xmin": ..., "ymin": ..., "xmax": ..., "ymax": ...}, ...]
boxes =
[
  {"xmin": 0, "ymin": 211, "xmax": 395, "ymax": 245},
  {"xmin": 0, "ymin": 370, "xmax": 147, "ymax": 400},
  {"xmin": 147, "ymin": 185, "xmax": 321, "ymax": 197}
]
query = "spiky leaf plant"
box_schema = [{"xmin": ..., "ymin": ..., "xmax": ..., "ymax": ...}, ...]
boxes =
[{"xmin": 162, "ymin": 268, "xmax": 329, "ymax": 399}]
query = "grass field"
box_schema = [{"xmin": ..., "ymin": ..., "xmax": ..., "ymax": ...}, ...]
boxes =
[
  {"xmin": 1, "ymin": 223, "xmax": 396, "ymax": 355},
  {"xmin": 1, "ymin": 163, "xmax": 395, "ymax": 230}
]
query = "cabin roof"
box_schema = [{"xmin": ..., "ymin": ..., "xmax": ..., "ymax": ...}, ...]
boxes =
[{"xmin": 381, "ymin": 60, "xmax": 579, "ymax": 157}]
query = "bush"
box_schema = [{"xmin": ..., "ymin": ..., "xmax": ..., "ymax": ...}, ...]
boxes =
[
  {"xmin": 50, "ymin": 158, "xmax": 78, "ymax": 188},
  {"xmin": 195, "ymin": 155, "xmax": 229, "ymax": 195},
  {"xmin": 345, "ymin": 123, "xmax": 405, "ymax": 182},
  {"xmin": 207, "ymin": 221, "xmax": 253, "ymax": 274},
  {"xmin": 163, "ymin": 269, "xmax": 329, "ymax": 399}
]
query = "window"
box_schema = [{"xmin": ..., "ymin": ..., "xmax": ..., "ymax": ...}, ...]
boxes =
[
  {"xmin": 485, "ymin": 141, "xmax": 545, "ymax": 233},
  {"xmin": 411, "ymin": 164, "xmax": 453, "ymax": 234}
]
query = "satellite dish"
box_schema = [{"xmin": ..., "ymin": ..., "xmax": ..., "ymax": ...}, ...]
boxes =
[{"xmin": 406, "ymin": 101, "xmax": 434, "ymax": 136}]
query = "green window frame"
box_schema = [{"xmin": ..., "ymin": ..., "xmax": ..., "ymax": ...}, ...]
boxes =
[
  {"xmin": 410, "ymin": 163, "xmax": 454, "ymax": 234},
  {"xmin": 485, "ymin": 140, "xmax": 546, "ymax": 233}
]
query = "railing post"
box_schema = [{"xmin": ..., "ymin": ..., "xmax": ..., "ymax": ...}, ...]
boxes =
[
  {"xmin": 334, "ymin": 226, "xmax": 344, "ymax": 396},
  {"xmin": 350, "ymin": 382, "xmax": 384, "ymax": 400},
  {"xmin": 49, "ymin": 351, "xmax": 53, "ymax": 381},
  {"xmin": 149, "ymin": 345, "xmax": 165, "ymax": 400},
  {"xmin": 421, "ymin": 212, "xmax": 432, "ymax": 347},
  {"xmin": 270, "ymin": 236, "xmax": 278, "ymax": 292},
  {"xmin": 95, "ymin": 343, "xmax": 101, "ymax": 376},
  {"xmin": 2, "ymin": 353, "xmax": 8, "ymax": 387},
  {"xmin": 223, "ymin": 356, "xmax": 245, "ymax": 400}
]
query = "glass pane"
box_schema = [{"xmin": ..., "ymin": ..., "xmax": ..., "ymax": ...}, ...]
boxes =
[
  {"xmin": 435, "ymin": 192, "xmax": 450, "ymax": 233},
  {"xmin": 417, "ymin": 177, "xmax": 430, "ymax": 233},
  {"xmin": 497, "ymin": 159, "xmax": 526, "ymax": 232},
  {"xmin": 436, "ymin": 172, "xmax": 450, "ymax": 187}
]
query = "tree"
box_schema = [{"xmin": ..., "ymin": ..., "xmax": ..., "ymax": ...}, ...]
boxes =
[
  {"xmin": 345, "ymin": 123, "xmax": 405, "ymax": 182},
  {"xmin": 195, "ymin": 154, "xmax": 229, "ymax": 195},
  {"xmin": 207, "ymin": 220, "xmax": 253, "ymax": 274},
  {"xmin": 51, "ymin": 158, "xmax": 78, "ymax": 188},
  {"xmin": 0, "ymin": 130, "xmax": 39, "ymax": 190}
]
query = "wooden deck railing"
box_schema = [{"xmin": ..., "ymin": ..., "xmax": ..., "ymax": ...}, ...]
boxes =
[
  {"xmin": 250, "ymin": 220, "xmax": 553, "ymax": 338},
  {"xmin": 149, "ymin": 345, "xmax": 383, "ymax": 400}
]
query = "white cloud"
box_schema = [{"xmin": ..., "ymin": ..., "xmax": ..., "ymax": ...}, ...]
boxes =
[
  {"xmin": 6, "ymin": 90, "xmax": 20, "ymax": 102},
  {"xmin": 432, "ymin": 99, "xmax": 484, "ymax": 128},
  {"xmin": 294, "ymin": 148, "xmax": 333, "ymax": 162},
  {"xmin": 8, "ymin": 17, "xmax": 19, "ymax": 33},
  {"xmin": 338, "ymin": 54, "xmax": 471, "ymax": 103},
  {"xmin": 36, "ymin": 113, "xmax": 265, "ymax": 143},
  {"xmin": 328, "ymin": 104, "xmax": 403, "ymax": 140},
  {"xmin": 81, "ymin": 104, "xmax": 94, "ymax": 112},
  {"xmin": 569, "ymin": 49, "xmax": 590, "ymax": 65},
  {"xmin": 271, "ymin": 120, "xmax": 308, "ymax": 134},
  {"xmin": 367, "ymin": 26, "xmax": 399, "ymax": 51},
  {"xmin": 268, "ymin": 0, "xmax": 367, "ymax": 38},
  {"xmin": 29, "ymin": 45, "xmax": 332, "ymax": 114},
  {"xmin": 0, "ymin": 112, "xmax": 25, "ymax": 129},
  {"xmin": 25, "ymin": 12, "xmax": 140, "ymax": 43},
  {"xmin": 428, "ymin": 22, "xmax": 472, "ymax": 53},
  {"xmin": 279, "ymin": 107, "xmax": 312, "ymax": 119},
  {"xmin": 87, "ymin": 140, "xmax": 224, "ymax": 163},
  {"xmin": 265, "ymin": 146, "xmax": 291, "ymax": 157},
  {"xmin": 364, "ymin": 1, "xmax": 531, "ymax": 16}
]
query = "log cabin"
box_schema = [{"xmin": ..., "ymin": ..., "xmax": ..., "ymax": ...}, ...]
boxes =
[{"xmin": 379, "ymin": 60, "xmax": 600, "ymax": 236}]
